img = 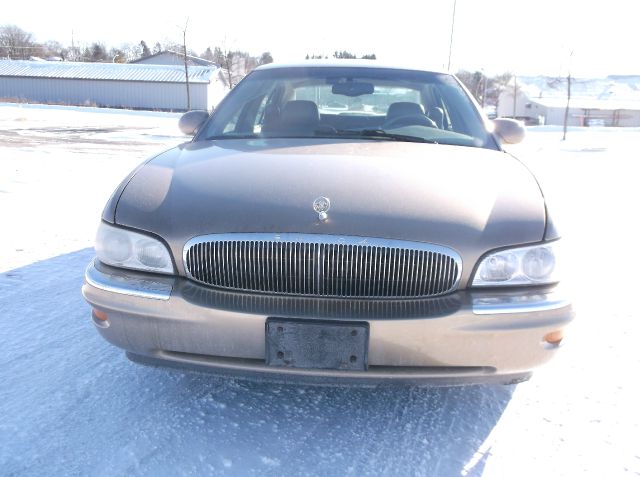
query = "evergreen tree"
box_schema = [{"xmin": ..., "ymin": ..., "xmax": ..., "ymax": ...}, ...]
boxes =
[
  {"xmin": 258, "ymin": 52, "xmax": 273, "ymax": 65},
  {"xmin": 202, "ymin": 47, "xmax": 215, "ymax": 61},
  {"xmin": 212, "ymin": 46, "xmax": 225, "ymax": 65},
  {"xmin": 89, "ymin": 43, "xmax": 108, "ymax": 62},
  {"xmin": 140, "ymin": 40, "xmax": 151, "ymax": 57},
  {"xmin": 333, "ymin": 50, "xmax": 357, "ymax": 59}
]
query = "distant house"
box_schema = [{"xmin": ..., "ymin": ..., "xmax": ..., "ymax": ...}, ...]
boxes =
[
  {"xmin": 131, "ymin": 50, "xmax": 217, "ymax": 67},
  {"xmin": 0, "ymin": 60, "xmax": 229, "ymax": 111},
  {"xmin": 497, "ymin": 76, "xmax": 640, "ymax": 127}
]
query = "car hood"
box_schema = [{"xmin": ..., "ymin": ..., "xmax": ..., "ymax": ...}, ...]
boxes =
[{"xmin": 113, "ymin": 138, "xmax": 546, "ymax": 284}]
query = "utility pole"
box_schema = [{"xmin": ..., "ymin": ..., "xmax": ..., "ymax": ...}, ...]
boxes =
[
  {"xmin": 562, "ymin": 51, "xmax": 574, "ymax": 141},
  {"xmin": 481, "ymin": 72, "xmax": 488, "ymax": 108},
  {"xmin": 182, "ymin": 19, "xmax": 191, "ymax": 111},
  {"xmin": 447, "ymin": 0, "xmax": 457, "ymax": 71},
  {"xmin": 562, "ymin": 73, "xmax": 572, "ymax": 140},
  {"xmin": 512, "ymin": 75, "xmax": 517, "ymax": 118}
]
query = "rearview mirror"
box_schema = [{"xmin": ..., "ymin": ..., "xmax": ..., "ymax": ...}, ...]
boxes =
[
  {"xmin": 179, "ymin": 110, "xmax": 210, "ymax": 136},
  {"xmin": 331, "ymin": 82, "xmax": 374, "ymax": 97},
  {"xmin": 492, "ymin": 118, "xmax": 525, "ymax": 144}
]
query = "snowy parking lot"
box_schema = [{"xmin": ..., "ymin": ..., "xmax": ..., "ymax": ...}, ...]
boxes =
[{"xmin": 1, "ymin": 103, "xmax": 639, "ymax": 476}]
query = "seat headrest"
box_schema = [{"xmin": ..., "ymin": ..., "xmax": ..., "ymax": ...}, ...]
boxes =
[
  {"xmin": 386, "ymin": 102, "xmax": 425, "ymax": 119},
  {"xmin": 280, "ymin": 100, "xmax": 320, "ymax": 128}
]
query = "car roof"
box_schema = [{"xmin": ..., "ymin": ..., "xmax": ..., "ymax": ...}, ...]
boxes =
[{"xmin": 254, "ymin": 59, "xmax": 449, "ymax": 75}]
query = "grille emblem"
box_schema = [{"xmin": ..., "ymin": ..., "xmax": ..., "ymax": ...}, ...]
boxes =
[{"xmin": 313, "ymin": 196, "xmax": 331, "ymax": 221}]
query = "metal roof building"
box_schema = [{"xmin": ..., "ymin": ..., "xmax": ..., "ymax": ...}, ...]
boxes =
[
  {"xmin": 131, "ymin": 50, "xmax": 217, "ymax": 67},
  {"xmin": 0, "ymin": 60, "xmax": 229, "ymax": 111}
]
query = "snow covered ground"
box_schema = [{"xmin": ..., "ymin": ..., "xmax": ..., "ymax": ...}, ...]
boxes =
[{"xmin": 1, "ymin": 103, "xmax": 639, "ymax": 476}]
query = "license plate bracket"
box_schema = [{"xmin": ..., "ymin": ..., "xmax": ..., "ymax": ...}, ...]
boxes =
[{"xmin": 266, "ymin": 318, "xmax": 369, "ymax": 371}]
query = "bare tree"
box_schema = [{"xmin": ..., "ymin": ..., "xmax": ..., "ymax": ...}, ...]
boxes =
[
  {"xmin": 242, "ymin": 53, "xmax": 257, "ymax": 73},
  {"xmin": 217, "ymin": 48, "xmax": 278, "ymax": 87},
  {"xmin": 456, "ymin": 70, "xmax": 484, "ymax": 102},
  {"xmin": 162, "ymin": 39, "xmax": 183, "ymax": 53},
  {"xmin": 43, "ymin": 40, "xmax": 67, "ymax": 60},
  {"xmin": 180, "ymin": 20, "xmax": 191, "ymax": 110},
  {"xmin": 222, "ymin": 50, "xmax": 235, "ymax": 89},
  {"xmin": 109, "ymin": 47, "xmax": 127, "ymax": 63},
  {"xmin": 211, "ymin": 46, "xmax": 225, "ymax": 64},
  {"xmin": 487, "ymin": 72, "xmax": 513, "ymax": 114},
  {"xmin": 457, "ymin": 69, "xmax": 513, "ymax": 116},
  {"xmin": 66, "ymin": 44, "xmax": 82, "ymax": 62},
  {"xmin": 0, "ymin": 24, "xmax": 34, "ymax": 59},
  {"xmin": 214, "ymin": 43, "xmax": 237, "ymax": 89},
  {"xmin": 118, "ymin": 42, "xmax": 143, "ymax": 62}
]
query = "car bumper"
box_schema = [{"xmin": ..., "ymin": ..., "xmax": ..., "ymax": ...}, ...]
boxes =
[{"xmin": 82, "ymin": 260, "xmax": 574, "ymax": 385}]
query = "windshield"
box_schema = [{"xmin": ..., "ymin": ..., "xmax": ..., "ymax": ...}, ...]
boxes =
[{"xmin": 198, "ymin": 66, "xmax": 497, "ymax": 149}]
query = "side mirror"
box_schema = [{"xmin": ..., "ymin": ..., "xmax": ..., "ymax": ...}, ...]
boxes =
[
  {"xmin": 492, "ymin": 118, "xmax": 525, "ymax": 144},
  {"xmin": 179, "ymin": 110, "xmax": 210, "ymax": 136}
]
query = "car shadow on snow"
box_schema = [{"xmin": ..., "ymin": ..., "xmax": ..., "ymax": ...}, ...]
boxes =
[{"xmin": 0, "ymin": 249, "xmax": 514, "ymax": 477}]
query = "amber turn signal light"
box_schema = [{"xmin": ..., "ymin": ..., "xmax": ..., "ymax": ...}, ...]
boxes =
[
  {"xmin": 543, "ymin": 330, "xmax": 564, "ymax": 345},
  {"xmin": 93, "ymin": 309, "xmax": 108, "ymax": 321}
]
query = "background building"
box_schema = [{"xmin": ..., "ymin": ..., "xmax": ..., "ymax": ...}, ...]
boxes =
[
  {"xmin": 0, "ymin": 60, "xmax": 228, "ymax": 111},
  {"xmin": 497, "ymin": 76, "xmax": 640, "ymax": 126},
  {"xmin": 131, "ymin": 50, "xmax": 217, "ymax": 67}
]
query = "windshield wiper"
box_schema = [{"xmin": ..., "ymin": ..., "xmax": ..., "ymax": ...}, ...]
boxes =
[
  {"xmin": 335, "ymin": 129, "xmax": 438, "ymax": 144},
  {"xmin": 205, "ymin": 134, "xmax": 259, "ymax": 140},
  {"xmin": 205, "ymin": 130, "xmax": 439, "ymax": 144}
]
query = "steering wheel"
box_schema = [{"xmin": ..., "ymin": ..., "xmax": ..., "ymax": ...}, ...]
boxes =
[{"xmin": 382, "ymin": 114, "xmax": 438, "ymax": 129}]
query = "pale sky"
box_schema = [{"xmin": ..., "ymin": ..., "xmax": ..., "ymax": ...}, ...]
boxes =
[{"xmin": 4, "ymin": 0, "xmax": 638, "ymax": 77}]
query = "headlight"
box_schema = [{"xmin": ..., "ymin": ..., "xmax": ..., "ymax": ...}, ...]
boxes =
[
  {"xmin": 95, "ymin": 222, "xmax": 174, "ymax": 274},
  {"xmin": 472, "ymin": 241, "xmax": 560, "ymax": 287}
]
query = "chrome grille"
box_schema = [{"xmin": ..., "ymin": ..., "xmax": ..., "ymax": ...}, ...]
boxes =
[{"xmin": 184, "ymin": 234, "xmax": 461, "ymax": 298}]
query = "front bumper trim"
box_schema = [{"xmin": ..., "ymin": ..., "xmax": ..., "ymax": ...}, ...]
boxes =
[
  {"xmin": 85, "ymin": 260, "xmax": 173, "ymax": 301},
  {"xmin": 472, "ymin": 291, "xmax": 571, "ymax": 315},
  {"xmin": 127, "ymin": 351, "xmax": 533, "ymax": 386}
]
